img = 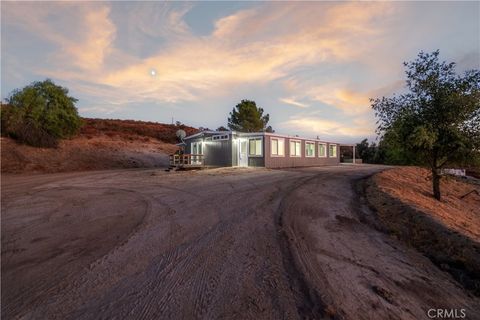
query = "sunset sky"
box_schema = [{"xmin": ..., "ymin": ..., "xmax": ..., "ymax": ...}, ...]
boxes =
[{"xmin": 2, "ymin": 1, "xmax": 479, "ymax": 143}]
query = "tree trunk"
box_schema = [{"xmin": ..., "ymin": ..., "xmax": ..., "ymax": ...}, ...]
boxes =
[{"xmin": 432, "ymin": 168, "xmax": 441, "ymax": 201}]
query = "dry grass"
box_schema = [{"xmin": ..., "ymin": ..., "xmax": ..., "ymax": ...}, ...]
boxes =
[
  {"xmin": 366, "ymin": 166, "xmax": 480, "ymax": 295},
  {"xmin": 80, "ymin": 118, "xmax": 198, "ymax": 144},
  {"xmin": 374, "ymin": 167, "xmax": 480, "ymax": 241}
]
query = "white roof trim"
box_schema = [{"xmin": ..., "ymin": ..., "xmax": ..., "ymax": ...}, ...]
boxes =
[
  {"xmin": 184, "ymin": 130, "xmax": 233, "ymax": 140},
  {"xmin": 183, "ymin": 132, "xmax": 204, "ymax": 140},
  {"xmin": 263, "ymin": 132, "xmax": 339, "ymax": 144},
  {"xmin": 184, "ymin": 130, "xmax": 343, "ymax": 144}
]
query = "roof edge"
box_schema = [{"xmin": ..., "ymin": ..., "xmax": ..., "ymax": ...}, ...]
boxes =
[{"xmin": 183, "ymin": 130, "xmax": 344, "ymax": 144}]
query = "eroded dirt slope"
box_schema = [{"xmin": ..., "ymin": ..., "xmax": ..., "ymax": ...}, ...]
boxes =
[
  {"xmin": 1, "ymin": 117, "xmax": 197, "ymax": 174},
  {"xmin": 1, "ymin": 136, "xmax": 177, "ymax": 174}
]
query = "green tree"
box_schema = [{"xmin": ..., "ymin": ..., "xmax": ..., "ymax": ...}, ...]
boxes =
[
  {"xmin": 378, "ymin": 121, "xmax": 421, "ymax": 165},
  {"xmin": 356, "ymin": 139, "xmax": 371, "ymax": 162},
  {"xmin": 371, "ymin": 50, "xmax": 480, "ymax": 200},
  {"xmin": 227, "ymin": 99, "xmax": 271, "ymax": 132},
  {"xmin": 356, "ymin": 139, "xmax": 383, "ymax": 163},
  {"xmin": 1, "ymin": 79, "xmax": 81, "ymax": 147}
]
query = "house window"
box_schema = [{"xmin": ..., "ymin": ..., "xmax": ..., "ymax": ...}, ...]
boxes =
[
  {"xmin": 212, "ymin": 134, "xmax": 229, "ymax": 141},
  {"xmin": 290, "ymin": 140, "xmax": 301, "ymax": 157},
  {"xmin": 271, "ymin": 138, "xmax": 285, "ymax": 156},
  {"xmin": 305, "ymin": 142, "xmax": 315, "ymax": 157},
  {"xmin": 318, "ymin": 143, "xmax": 326, "ymax": 157},
  {"xmin": 248, "ymin": 138, "xmax": 262, "ymax": 156},
  {"xmin": 329, "ymin": 144, "xmax": 337, "ymax": 157},
  {"xmin": 192, "ymin": 141, "xmax": 203, "ymax": 155},
  {"xmin": 191, "ymin": 142, "xmax": 203, "ymax": 164}
]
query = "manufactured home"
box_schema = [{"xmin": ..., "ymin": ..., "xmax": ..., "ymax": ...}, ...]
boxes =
[{"xmin": 177, "ymin": 131, "xmax": 340, "ymax": 168}]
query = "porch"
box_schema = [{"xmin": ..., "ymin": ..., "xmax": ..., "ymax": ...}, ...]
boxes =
[{"xmin": 168, "ymin": 154, "xmax": 205, "ymax": 170}]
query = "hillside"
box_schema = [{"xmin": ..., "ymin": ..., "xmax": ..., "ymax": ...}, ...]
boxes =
[
  {"xmin": 369, "ymin": 167, "xmax": 479, "ymax": 241},
  {"xmin": 1, "ymin": 118, "xmax": 198, "ymax": 174},
  {"xmin": 80, "ymin": 118, "xmax": 198, "ymax": 144},
  {"xmin": 366, "ymin": 167, "xmax": 480, "ymax": 295}
]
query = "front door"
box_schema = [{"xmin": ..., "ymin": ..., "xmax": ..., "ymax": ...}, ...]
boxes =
[{"xmin": 238, "ymin": 139, "xmax": 248, "ymax": 167}]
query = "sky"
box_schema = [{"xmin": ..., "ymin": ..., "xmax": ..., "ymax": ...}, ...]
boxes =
[{"xmin": 1, "ymin": 1, "xmax": 479, "ymax": 143}]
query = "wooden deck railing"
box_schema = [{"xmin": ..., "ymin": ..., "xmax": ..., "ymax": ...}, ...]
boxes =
[{"xmin": 169, "ymin": 154, "xmax": 204, "ymax": 166}]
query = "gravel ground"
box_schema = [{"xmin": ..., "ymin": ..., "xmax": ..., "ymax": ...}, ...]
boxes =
[{"xmin": 2, "ymin": 165, "xmax": 479, "ymax": 319}]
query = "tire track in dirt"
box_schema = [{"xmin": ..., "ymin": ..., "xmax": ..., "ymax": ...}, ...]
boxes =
[
  {"xmin": 277, "ymin": 166, "xmax": 480, "ymax": 320},
  {"xmin": 9, "ymin": 167, "xmax": 471, "ymax": 320},
  {"xmin": 67, "ymin": 184, "xmax": 283, "ymax": 319},
  {"xmin": 37, "ymin": 170, "xmax": 312, "ymax": 320},
  {"xmin": 275, "ymin": 173, "xmax": 333, "ymax": 320},
  {"xmin": 1, "ymin": 185, "xmax": 153, "ymax": 320},
  {"xmin": 75, "ymin": 229, "xmax": 197, "ymax": 317}
]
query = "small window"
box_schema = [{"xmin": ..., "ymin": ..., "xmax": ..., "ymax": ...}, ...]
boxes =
[
  {"xmin": 212, "ymin": 134, "xmax": 229, "ymax": 141},
  {"xmin": 249, "ymin": 138, "xmax": 263, "ymax": 156},
  {"xmin": 329, "ymin": 144, "xmax": 337, "ymax": 157},
  {"xmin": 271, "ymin": 138, "xmax": 285, "ymax": 156},
  {"xmin": 290, "ymin": 140, "xmax": 301, "ymax": 157},
  {"xmin": 318, "ymin": 143, "xmax": 326, "ymax": 157},
  {"xmin": 305, "ymin": 142, "xmax": 315, "ymax": 157}
]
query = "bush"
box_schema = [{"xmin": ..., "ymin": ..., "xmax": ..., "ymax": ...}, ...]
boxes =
[{"xmin": 1, "ymin": 79, "xmax": 81, "ymax": 147}]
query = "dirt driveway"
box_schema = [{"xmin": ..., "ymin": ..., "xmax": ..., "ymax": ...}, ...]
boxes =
[{"xmin": 2, "ymin": 166, "xmax": 479, "ymax": 319}]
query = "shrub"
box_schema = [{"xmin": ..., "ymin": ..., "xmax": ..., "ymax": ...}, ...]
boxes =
[{"xmin": 1, "ymin": 79, "xmax": 81, "ymax": 147}]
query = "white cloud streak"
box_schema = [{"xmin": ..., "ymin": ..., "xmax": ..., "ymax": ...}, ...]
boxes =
[{"xmin": 279, "ymin": 98, "xmax": 310, "ymax": 108}]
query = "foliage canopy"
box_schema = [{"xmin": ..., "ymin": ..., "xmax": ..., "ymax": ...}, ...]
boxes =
[
  {"xmin": 227, "ymin": 100, "xmax": 272, "ymax": 132},
  {"xmin": 1, "ymin": 79, "xmax": 81, "ymax": 147},
  {"xmin": 371, "ymin": 50, "xmax": 480, "ymax": 200}
]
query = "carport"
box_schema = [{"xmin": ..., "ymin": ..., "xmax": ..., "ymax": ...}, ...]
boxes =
[{"xmin": 339, "ymin": 144, "xmax": 359, "ymax": 164}]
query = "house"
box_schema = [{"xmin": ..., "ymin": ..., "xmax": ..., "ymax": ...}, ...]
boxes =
[{"xmin": 178, "ymin": 130, "xmax": 341, "ymax": 168}]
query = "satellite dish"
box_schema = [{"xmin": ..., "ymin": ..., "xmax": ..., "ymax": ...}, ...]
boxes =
[{"xmin": 176, "ymin": 129, "xmax": 186, "ymax": 142}]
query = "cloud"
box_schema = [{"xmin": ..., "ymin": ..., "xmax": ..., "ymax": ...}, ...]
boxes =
[
  {"xmin": 307, "ymin": 86, "xmax": 371, "ymax": 115},
  {"xmin": 369, "ymin": 80, "xmax": 406, "ymax": 99},
  {"xmin": 6, "ymin": 0, "xmax": 476, "ymax": 143},
  {"xmin": 212, "ymin": 8, "xmax": 258, "ymax": 39},
  {"xmin": 279, "ymin": 78, "xmax": 407, "ymax": 116},
  {"xmin": 3, "ymin": 2, "xmax": 116, "ymax": 73},
  {"xmin": 77, "ymin": 2, "xmax": 395, "ymax": 106},
  {"xmin": 117, "ymin": 2, "xmax": 194, "ymax": 58},
  {"xmin": 3, "ymin": 1, "xmax": 399, "ymax": 110},
  {"xmin": 281, "ymin": 115, "xmax": 375, "ymax": 139},
  {"xmin": 81, "ymin": 105, "xmax": 123, "ymax": 115},
  {"xmin": 137, "ymin": 3, "xmax": 192, "ymax": 38},
  {"xmin": 279, "ymin": 97, "xmax": 309, "ymax": 108},
  {"xmin": 62, "ymin": 6, "xmax": 116, "ymax": 71}
]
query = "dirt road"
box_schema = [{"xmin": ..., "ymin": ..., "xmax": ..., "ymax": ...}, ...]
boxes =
[{"xmin": 2, "ymin": 166, "xmax": 479, "ymax": 319}]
